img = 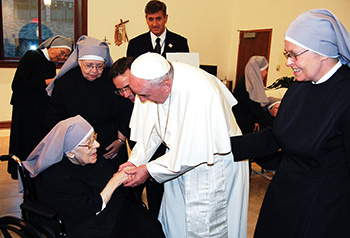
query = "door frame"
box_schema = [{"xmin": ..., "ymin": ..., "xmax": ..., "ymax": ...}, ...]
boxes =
[{"xmin": 235, "ymin": 28, "xmax": 272, "ymax": 87}]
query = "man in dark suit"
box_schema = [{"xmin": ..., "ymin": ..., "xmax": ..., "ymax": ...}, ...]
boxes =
[
  {"xmin": 127, "ymin": 0, "xmax": 189, "ymax": 58},
  {"xmin": 110, "ymin": 56, "xmax": 167, "ymax": 218}
]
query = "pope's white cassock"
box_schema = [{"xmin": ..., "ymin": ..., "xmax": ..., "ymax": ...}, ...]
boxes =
[{"xmin": 129, "ymin": 61, "xmax": 249, "ymax": 238}]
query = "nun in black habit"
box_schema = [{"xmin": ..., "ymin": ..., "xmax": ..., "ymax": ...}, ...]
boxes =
[
  {"xmin": 231, "ymin": 9, "xmax": 350, "ymax": 238},
  {"xmin": 46, "ymin": 35, "xmax": 133, "ymax": 170},
  {"xmin": 8, "ymin": 35, "xmax": 72, "ymax": 179},
  {"xmin": 23, "ymin": 115, "xmax": 164, "ymax": 238},
  {"xmin": 233, "ymin": 55, "xmax": 273, "ymax": 134}
]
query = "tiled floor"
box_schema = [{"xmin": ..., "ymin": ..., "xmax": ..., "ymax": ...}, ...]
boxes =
[{"xmin": 0, "ymin": 131, "xmax": 271, "ymax": 238}]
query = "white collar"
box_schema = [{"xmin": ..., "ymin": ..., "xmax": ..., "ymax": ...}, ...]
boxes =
[
  {"xmin": 41, "ymin": 48, "xmax": 50, "ymax": 61},
  {"xmin": 150, "ymin": 29, "xmax": 167, "ymax": 48},
  {"xmin": 313, "ymin": 61, "xmax": 342, "ymax": 84}
]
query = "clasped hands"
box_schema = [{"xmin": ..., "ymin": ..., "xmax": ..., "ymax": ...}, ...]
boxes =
[{"xmin": 117, "ymin": 161, "xmax": 150, "ymax": 187}]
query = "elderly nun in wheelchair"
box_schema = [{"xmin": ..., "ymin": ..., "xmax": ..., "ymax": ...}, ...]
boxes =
[{"xmin": 23, "ymin": 115, "xmax": 164, "ymax": 238}]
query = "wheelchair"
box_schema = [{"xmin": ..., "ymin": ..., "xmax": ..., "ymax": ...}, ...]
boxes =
[{"xmin": 0, "ymin": 154, "xmax": 66, "ymax": 238}]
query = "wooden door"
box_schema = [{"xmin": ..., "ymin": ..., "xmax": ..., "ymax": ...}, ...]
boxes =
[{"xmin": 235, "ymin": 29, "xmax": 272, "ymax": 87}]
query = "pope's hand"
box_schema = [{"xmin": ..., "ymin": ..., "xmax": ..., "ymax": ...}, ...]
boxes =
[{"xmin": 123, "ymin": 165, "xmax": 150, "ymax": 187}]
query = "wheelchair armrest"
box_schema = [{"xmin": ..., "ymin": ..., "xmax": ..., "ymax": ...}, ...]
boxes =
[
  {"xmin": 20, "ymin": 201, "xmax": 67, "ymax": 237},
  {"xmin": 20, "ymin": 201, "xmax": 58, "ymax": 220}
]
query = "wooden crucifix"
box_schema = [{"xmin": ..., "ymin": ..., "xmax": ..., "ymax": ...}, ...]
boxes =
[{"xmin": 115, "ymin": 19, "xmax": 129, "ymax": 46}]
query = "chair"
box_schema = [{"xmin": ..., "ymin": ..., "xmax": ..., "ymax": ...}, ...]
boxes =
[
  {"xmin": 0, "ymin": 215, "xmax": 43, "ymax": 238},
  {"xmin": 0, "ymin": 154, "xmax": 67, "ymax": 238},
  {"xmin": 250, "ymin": 159, "xmax": 274, "ymax": 180}
]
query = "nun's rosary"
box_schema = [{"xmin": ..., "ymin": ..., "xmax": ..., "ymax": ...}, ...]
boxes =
[{"xmin": 157, "ymin": 93, "xmax": 171, "ymax": 150}]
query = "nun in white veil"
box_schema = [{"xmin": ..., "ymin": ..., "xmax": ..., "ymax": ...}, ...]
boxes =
[
  {"xmin": 244, "ymin": 56, "xmax": 270, "ymax": 107},
  {"xmin": 8, "ymin": 35, "xmax": 72, "ymax": 179},
  {"xmin": 45, "ymin": 35, "xmax": 132, "ymax": 166},
  {"xmin": 232, "ymin": 56, "xmax": 274, "ymax": 134},
  {"xmin": 231, "ymin": 9, "xmax": 350, "ymax": 238},
  {"xmin": 23, "ymin": 115, "xmax": 164, "ymax": 238}
]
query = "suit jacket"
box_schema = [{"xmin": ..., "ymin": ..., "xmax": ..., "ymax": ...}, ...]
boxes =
[{"xmin": 127, "ymin": 29, "xmax": 189, "ymax": 58}]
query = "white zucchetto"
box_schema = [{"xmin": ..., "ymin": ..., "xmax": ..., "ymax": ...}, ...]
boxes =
[{"xmin": 131, "ymin": 52, "xmax": 170, "ymax": 80}]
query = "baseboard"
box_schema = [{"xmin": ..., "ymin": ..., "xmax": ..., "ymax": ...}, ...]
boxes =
[{"xmin": 0, "ymin": 121, "xmax": 11, "ymax": 130}]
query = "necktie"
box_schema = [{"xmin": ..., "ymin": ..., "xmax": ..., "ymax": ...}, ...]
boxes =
[{"xmin": 155, "ymin": 38, "xmax": 161, "ymax": 54}]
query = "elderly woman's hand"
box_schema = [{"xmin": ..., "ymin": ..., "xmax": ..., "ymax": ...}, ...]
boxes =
[
  {"xmin": 100, "ymin": 169, "xmax": 130, "ymax": 205},
  {"xmin": 111, "ymin": 169, "xmax": 129, "ymax": 186},
  {"xmin": 118, "ymin": 161, "xmax": 135, "ymax": 172}
]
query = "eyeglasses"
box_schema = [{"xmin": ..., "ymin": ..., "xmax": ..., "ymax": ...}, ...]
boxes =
[
  {"xmin": 58, "ymin": 50, "xmax": 69, "ymax": 59},
  {"xmin": 115, "ymin": 85, "xmax": 131, "ymax": 95},
  {"xmin": 81, "ymin": 61, "xmax": 106, "ymax": 71},
  {"xmin": 283, "ymin": 49, "xmax": 309, "ymax": 61},
  {"xmin": 78, "ymin": 133, "xmax": 98, "ymax": 149}
]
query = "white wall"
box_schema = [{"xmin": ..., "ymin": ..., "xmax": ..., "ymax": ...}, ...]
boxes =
[
  {"xmin": 88, "ymin": 0, "xmax": 237, "ymax": 80},
  {"xmin": 0, "ymin": 0, "xmax": 349, "ymax": 121},
  {"xmin": 231, "ymin": 0, "xmax": 350, "ymax": 86},
  {"xmin": 0, "ymin": 69, "xmax": 15, "ymax": 121}
]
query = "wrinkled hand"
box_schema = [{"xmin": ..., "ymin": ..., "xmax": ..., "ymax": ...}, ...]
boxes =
[
  {"xmin": 103, "ymin": 139, "xmax": 123, "ymax": 159},
  {"xmin": 100, "ymin": 167, "xmax": 133, "ymax": 204},
  {"xmin": 113, "ymin": 166, "xmax": 138, "ymax": 185},
  {"xmin": 117, "ymin": 162, "xmax": 137, "ymax": 182},
  {"xmin": 123, "ymin": 165, "xmax": 150, "ymax": 187},
  {"xmin": 111, "ymin": 169, "xmax": 129, "ymax": 187},
  {"xmin": 118, "ymin": 161, "xmax": 136, "ymax": 172}
]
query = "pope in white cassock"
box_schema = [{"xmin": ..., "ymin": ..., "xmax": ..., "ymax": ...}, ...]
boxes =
[{"xmin": 120, "ymin": 52, "xmax": 249, "ymax": 238}]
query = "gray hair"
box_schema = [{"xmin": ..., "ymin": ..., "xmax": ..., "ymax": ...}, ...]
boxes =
[{"xmin": 148, "ymin": 61, "xmax": 174, "ymax": 87}]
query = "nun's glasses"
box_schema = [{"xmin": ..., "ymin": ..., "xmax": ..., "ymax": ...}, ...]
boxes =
[
  {"xmin": 58, "ymin": 50, "xmax": 69, "ymax": 59},
  {"xmin": 283, "ymin": 49, "xmax": 309, "ymax": 61},
  {"xmin": 81, "ymin": 61, "xmax": 106, "ymax": 71},
  {"xmin": 78, "ymin": 133, "xmax": 98, "ymax": 149}
]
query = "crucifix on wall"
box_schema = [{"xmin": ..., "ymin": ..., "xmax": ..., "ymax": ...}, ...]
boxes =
[{"xmin": 115, "ymin": 19, "xmax": 129, "ymax": 46}]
